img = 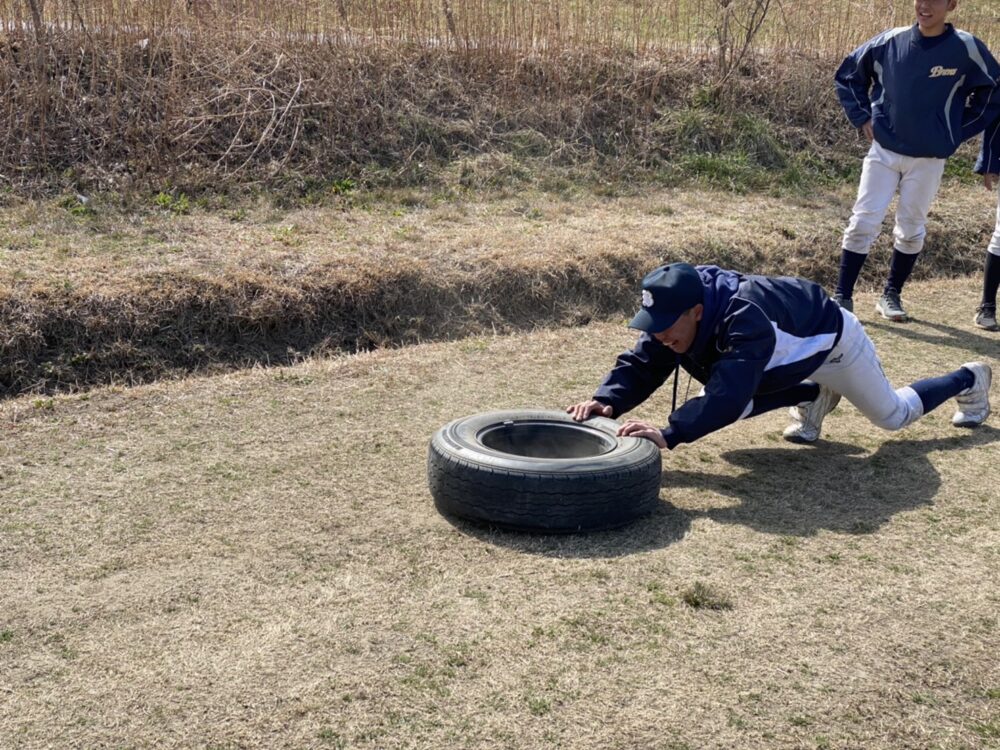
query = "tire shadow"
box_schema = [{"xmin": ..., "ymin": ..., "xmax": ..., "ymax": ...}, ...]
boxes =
[
  {"xmin": 443, "ymin": 425, "xmax": 998, "ymax": 555},
  {"xmin": 441, "ymin": 500, "xmax": 692, "ymax": 559},
  {"xmin": 674, "ymin": 425, "xmax": 999, "ymax": 537}
]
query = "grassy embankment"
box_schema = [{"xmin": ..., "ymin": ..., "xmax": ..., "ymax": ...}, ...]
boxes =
[{"xmin": 1, "ymin": 0, "xmax": 999, "ymax": 395}]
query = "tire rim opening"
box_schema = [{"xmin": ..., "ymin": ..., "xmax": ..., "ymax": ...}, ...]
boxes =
[{"xmin": 478, "ymin": 421, "xmax": 618, "ymax": 459}]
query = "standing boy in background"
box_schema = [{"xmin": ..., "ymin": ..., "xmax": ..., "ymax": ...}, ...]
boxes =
[
  {"xmin": 974, "ymin": 115, "xmax": 1000, "ymax": 331},
  {"xmin": 832, "ymin": 0, "xmax": 1000, "ymax": 321}
]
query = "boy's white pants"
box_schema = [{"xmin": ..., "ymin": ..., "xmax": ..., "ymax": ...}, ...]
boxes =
[
  {"xmin": 809, "ymin": 308, "xmax": 923, "ymax": 430},
  {"xmin": 989, "ymin": 182, "xmax": 1000, "ymax": 257},
  {"xmin": 842, "ymin": 142, "xmax": 946, "ymax": 256}
]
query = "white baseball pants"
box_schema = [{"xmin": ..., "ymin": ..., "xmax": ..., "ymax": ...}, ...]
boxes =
[
  {"xmin": 809, "ymin": 308, "xmax": 923, "ymax": 431},
  {"xmin": 842, "ymin": 142, "xmax": 946, "ymax": 256},
  {"xmin": 989, "ymin": 185, "xmax": 1000, "ymax": 257}
]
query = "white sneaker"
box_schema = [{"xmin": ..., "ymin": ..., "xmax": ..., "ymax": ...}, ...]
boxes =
[
  {"xmin": 952, "ymin": 362, "xmax": 992, "ymax": 427},
  {"xmin": 876, "ymin": 290, "xmax": 908, "ymax": 321},
  {"xmin": 783, "ymin": 385, "xmax": 842, "ymax": 443}
]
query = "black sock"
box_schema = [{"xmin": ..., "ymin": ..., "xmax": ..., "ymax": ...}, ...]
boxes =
[
  {"xmin": 911, "ymin": 368, "xmax": 976, "ymax": 414},
  {"xmin": 885, "ymin": 249, "xmax": 919, "ymax": 294},
  {"xmin": 983, "ymin": 253, "xmax": 1000, "ymax": 308},
  {"xmin": 836, "ymin": 250, "xmax": 867, "ymax": 298}
]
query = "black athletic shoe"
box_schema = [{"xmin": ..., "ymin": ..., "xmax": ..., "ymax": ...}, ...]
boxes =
[
  {"xmin": 832, "ymin": 293, "xmax": 853, "ymax": 313},
  {"xmin": 974, "ymin": 304, "xmax": 998, "ymax": 331}
]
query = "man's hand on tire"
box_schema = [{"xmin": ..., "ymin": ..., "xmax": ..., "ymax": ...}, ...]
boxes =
[
  {"xmin": 566, "ymin": 400, "xmax": 613, "ymax": 422},
  {"xmin": 617, "ymin": 418, "xmax": 667, "ymax": 449}
]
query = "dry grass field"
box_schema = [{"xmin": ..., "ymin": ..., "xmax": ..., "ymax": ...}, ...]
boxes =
[
  {"xmin": 1, "ymin": 277, "xmax": 998, "ymax": 749},
  {"xmin": 3, "ymin": 4, "xmax": 1000, "ymax": 747}
]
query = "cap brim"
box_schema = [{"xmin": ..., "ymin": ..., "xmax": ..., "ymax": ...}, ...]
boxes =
[{"xmin": 629, "ymin": 307, "xmax": 683, "ymax": 333}]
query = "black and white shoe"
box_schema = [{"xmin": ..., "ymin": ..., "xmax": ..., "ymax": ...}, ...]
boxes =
[
  {"xmin": 974, "ymin": 304, "xmax": 998, "ymax": 331},
  {"xmin": 876, "ymin": 290, "xmax": 907, "ymax": 321},
  {"xmin": 953, "ymin": 362, "xmax": 992, "ymax": 428}
]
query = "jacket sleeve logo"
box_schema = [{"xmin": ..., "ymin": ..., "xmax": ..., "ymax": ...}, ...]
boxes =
[{"xmin": 642, "ymin": 290, "xmax": 654, "ymax": 307}]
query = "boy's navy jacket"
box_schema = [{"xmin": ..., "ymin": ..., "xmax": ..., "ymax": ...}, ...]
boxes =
[
  {"xmin": 835, "ymin": 23, "xmax": 1000, "ymax": 158},
  {"xmin": 593, "ymin": 267, "xmax": 844, "ymax": 450}
]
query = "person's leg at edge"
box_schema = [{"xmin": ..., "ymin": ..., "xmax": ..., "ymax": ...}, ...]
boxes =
[
  {"xmin": 879, "ymin": 155, "xmax": 946, "ymax": 320},
  {"xmin": 837, "ymin": 144, "xmax": 901, "ymax": 304},
  {"xmin": 976, "ymin": 211, "xmax": 1000, "ymax": 330}
]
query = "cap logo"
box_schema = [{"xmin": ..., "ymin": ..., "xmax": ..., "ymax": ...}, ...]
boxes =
[{"xmin": 641, "ymin": 290, "xmax": 653, "ymax": 308}]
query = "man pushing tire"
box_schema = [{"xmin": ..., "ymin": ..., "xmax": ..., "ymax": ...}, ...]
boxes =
[{"xmin": 567, "ymin": 263, "xmax": 992, "ymax": 449}]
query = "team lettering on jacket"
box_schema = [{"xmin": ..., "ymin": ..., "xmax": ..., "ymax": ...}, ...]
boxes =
[{"xmin": 929, "ymin": 65, "xmax": 959, "ymax": 77}]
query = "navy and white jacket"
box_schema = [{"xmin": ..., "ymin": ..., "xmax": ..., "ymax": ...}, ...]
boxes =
[
  {"xmin": 593, "ymin": 267, "xmax": 844, "ymax": 450},
  {"xmin": 835, "ymin": 24, "xmax": 1000, "ymax": 159}
]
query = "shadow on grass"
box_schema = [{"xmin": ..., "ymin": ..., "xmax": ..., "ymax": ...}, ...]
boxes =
[
  {"xmin": 442, "ymin": 501, "xmax": 692, "ymax": 559},
  {"xmin": 674, "ymin": 425, "xmax": 1000, "ymax": 536},
  {"xmin": 441, "ymin": 426, "xmax": 998, "ymax": 554},
  {"xmin": 865, "ymin": 318, "xmax": 1000, "ymax": 360}
]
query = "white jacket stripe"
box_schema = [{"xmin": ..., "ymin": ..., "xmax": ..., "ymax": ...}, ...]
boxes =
[{"xmin": 765, "ymin": 324, "xmax": 838, "ymax": 372}]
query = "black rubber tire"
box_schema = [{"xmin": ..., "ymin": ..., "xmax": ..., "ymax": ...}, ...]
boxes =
[{"xmin": 428, "ymin": 409, "xmax": 662, "ymax": 533}]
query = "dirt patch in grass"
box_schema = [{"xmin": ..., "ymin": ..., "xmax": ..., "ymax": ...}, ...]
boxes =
[
  {"xmin": 1, "ymin": 277, "xmax": 997, "ymax": 748},
  {"xmin": 1, "ymin": 179, "xmax": 996, "ymax": 396}
]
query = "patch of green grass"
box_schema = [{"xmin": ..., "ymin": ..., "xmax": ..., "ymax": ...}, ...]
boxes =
[
  {"xmin": 154, "ymin": 191, "xmax": 191, "ymax": 215},
  {"xmin": 676, "ymin": 153, "xmax": 770, "ymax": 193},
  {"xmin": 681, "ymin": 581, "xmax": 733, "ymax": 611},
  {"xmin": 646, "ymin": 581, "xmax": 677, "ymax": 607},
  {"xmin": 648, "ymin": 107, "xmax": 850, "ymax": 194},
  {"xmin": 0, "ymin": 630, "xmax": 13, "ymax": 643},
  {"xmin": 58, "ymin": 194, "xmax": 96, "ymax": 218},
  {"xmin": 270, "ymin": 371, "xmax": 315, "ymax": 386},
  {"xmin": 273, "ymin": 224, "xmax": 303, "ymax": 247},
  {"xmin": 526, "ymin": 695, "xmax": 551, "ymax": 716},
  {"xmin": 399, "ymin": 659, "xmax": 454, "ymax": 697},
  {"xmin": 461, "ymin": 588, "xmax": 488, "ymax": 602},
  {"xmin": 561, "ymin": 614, "xmax": 611, "ymax": 649},
  {"xmin": 972, "ymin": 720, "xmax": 1000, "ymax": 739},
  {"xmin": 317, "ymin": 727, "xmax": 345, "ymax": 747},
  {"xmin": 943, "ymin": 154, "xmax": 979, "ymax": 185}
]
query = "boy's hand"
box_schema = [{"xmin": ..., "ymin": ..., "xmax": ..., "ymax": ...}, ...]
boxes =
[
  {"xmin": 859, "ymin": 121, "xmax": 874, "ymax": 143},
  {"xmin": 566, "ymin": 400, "xmax": 612, "ymax": 422},
  {"xmin": 616, "ymin": 419, "xmax": 667, "ymax": 449},
  {"xmin": 985, "ymin": 173, "xmax": 998, "ymax": 191}
]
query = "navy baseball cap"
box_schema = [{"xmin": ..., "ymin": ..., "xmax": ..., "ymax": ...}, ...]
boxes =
[{"xmin": 628, "ymin": 263, "xmax": 704, "ymax": 333}]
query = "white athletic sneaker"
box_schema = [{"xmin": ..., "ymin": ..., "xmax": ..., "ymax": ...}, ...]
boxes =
[
  {"xmin": 783, "ymin": 385, "xmax": 842, "ymax": 443},
  {"xmin": 876, "ymin": 289, "xmax": 907, "ymax": 321},
  {"xmin": 952, "ymin": 362, "xmax": 992, "ymax": 428}
]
